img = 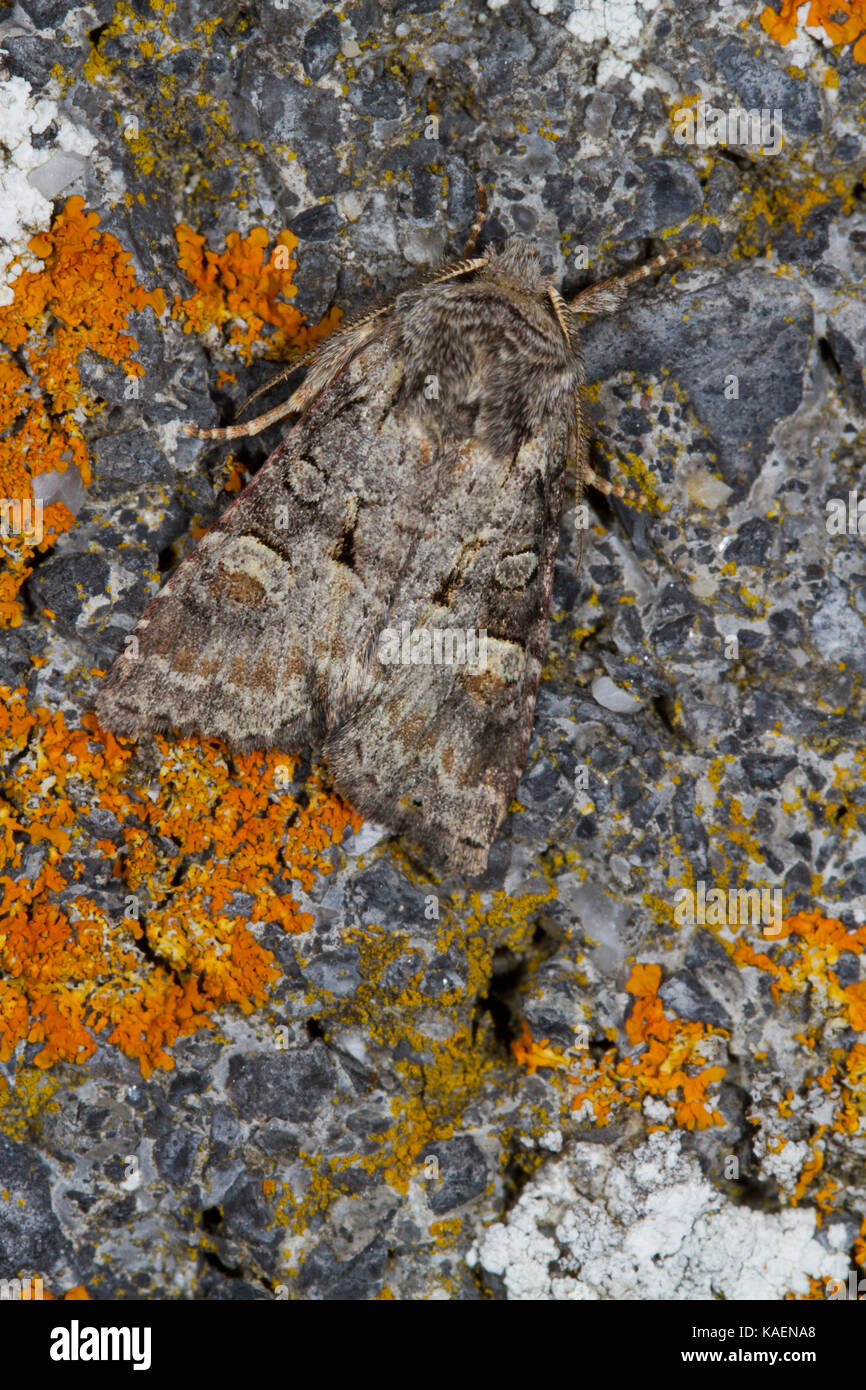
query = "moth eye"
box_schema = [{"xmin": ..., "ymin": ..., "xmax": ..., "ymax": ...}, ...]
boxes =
[
  {"xmin": 288, "ymin": 456, "xmax": 325, "ymax": 504},
  {"xmin": 494, "ymin": 551, "xmax": 538, "ymax": 590}
]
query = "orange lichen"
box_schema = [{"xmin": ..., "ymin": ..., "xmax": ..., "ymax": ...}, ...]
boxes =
[
  {"xmin": 760, "ymin": 0, "xmax": 866, "ymax": 62},
  {"xmin": 221, "ymin": 455, "xmax": 247, "ymax": 493},
  {"xmin": 514, "ymin": 962, "xmax": 728, "ymax": 1131},
  {"xmin": 0, "ymin": 198, "xmax": 370, "ymax": 1081},
  {"xmin": 733, "ymin": 910, "xmax": 866, "ymax": 1032},
  {"xmin": 511, "ymin": 1020, "xmax": 572, "ymax": 1076},
  {"xmin": 0, "ymin": 197, "xmax": 165, "ymax": 627},
  {"xmin": 778, "ymin": 1126, "xmax": 837, "ymax": 1223},
  {"xmin": 172, "ymin": 224, "xmax": 341, "ymax": 363},
  {"xmin": 25, "ymin": 1282, "xmax": 92, "ymax": 1300},
  {"xmin": 0, "ymin": 201, "xmax": 343, "ymax": 628},
  {"xmin": 0, "ymin": 686, "xmax": 361, "ymax": 1078},
  {"xmin": 736, "ymin": 912, "xmax": 866, "ymax": 1169}
]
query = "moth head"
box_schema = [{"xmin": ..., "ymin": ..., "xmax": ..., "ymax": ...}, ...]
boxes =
[{"xmin": 483, "ymin": 237, "xmax": 546, "ymax": 294}]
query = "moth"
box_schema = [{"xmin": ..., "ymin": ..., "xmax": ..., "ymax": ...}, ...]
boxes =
[{"xmin": 97, "ymin": 218, "xmax": 697, "ymax": 875}]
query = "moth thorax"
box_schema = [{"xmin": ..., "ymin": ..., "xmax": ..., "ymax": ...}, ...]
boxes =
[{"xmin": 483, "ymin": 238, "xmax": 546, "ymax": 292}]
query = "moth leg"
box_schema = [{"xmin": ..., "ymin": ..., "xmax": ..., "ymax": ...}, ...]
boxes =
[
  {"xmin": 185, "ymin": 391, "xmax": 303, "ymax": 442},
  {"xmin": 569, "ymin": 235, "xmax": 700, "ymax": 316},
  {"xmin": 186, "ymin": 317, "xmax": 389, "ymax": 441},
  {"xmin": 461, "ymin": 185, "xmax": 488, "ymax": 257},
  {"xmin": 581, "ymin": 459, "xmax": 647, "ymax": 509},
  {"xmin": 233, "ymin": 345, "xmax": 322, "ymax": 421}
]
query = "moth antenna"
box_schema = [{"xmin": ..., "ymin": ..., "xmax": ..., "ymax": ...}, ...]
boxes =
[
  {"xmin": 331, "ymin": 298, "xmax": 402, "ymax": 336},
  {"xmin": 547, "ymin": 285, "xmax": 589, "ymax": 573},
  {"xmin": 187, "ymin": 305, "xmax": 402, "ymax": 443},
  {"xmin": 424, "ymin": 255, "xmax": 490, "ymax": 286},
  {"xmin": 555, "ymin": 246, "xmax": 683, "ymax": 562},
  {"xmin": 568, "ymin": 234, "xmax": 701, "ymax": 316},
  {"xmin": 194, "ymin": 288, "xmax": 412, "ymax": 442},
  {"xmin": 189, "ymin": 231, "xmax": 496, "ymax": 445},
  {"xmin": 546, "ymin": 283, "xmax": 572, "ymax": 341},
  {"xmin": 573, "ymin": 393, "xmax": 586, "ymax": 573}
]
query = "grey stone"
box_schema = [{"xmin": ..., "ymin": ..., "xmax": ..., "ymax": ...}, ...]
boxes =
[
  {"xmin": 716, "ymin": 39, "xmax": 823, "ymax": 137},
  {"xmin": 289, "ymin": 202, "xmax": 340, "ymax": 241},
  {"xmin": 302, "ymin": 12, "xmax": 341, "ymax": 79},
  {"xmin": 0, "ymin": 1136, "xmax": 72, "ymax": 1276},
  {"xmin": 6, "ymin": 0, "xmax": 866, "ymax": 1305},
  {"xmin": 298, "ymin": 1233, "xmax": 389, "ymax": 1299},
  {"xmin": 227, "ymin": 1047, "xmax": 337, "ymax": 1123},
  {"xmin": 301, "ymin": 945, "xmax": 362, "ymax": 997},
  {"xmin": 659, "ymin": 969, "xmax": 731, "ymax": 1030},
  {"xmin": 424, "ymin": 1136, "xmax": 489, "ymax": 1214},
  {"xmin": 92, "ymin": 429, "xmax": 173, "ymax": 486},
  {"xmin": 29, "ymin": 552, "xmax": 111, "ymax": 636}
]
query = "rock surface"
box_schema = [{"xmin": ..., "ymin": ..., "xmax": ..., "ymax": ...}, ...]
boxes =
[{"xmin": 0, "ymin": 0, "xmax": 864, "ymax": 1300}]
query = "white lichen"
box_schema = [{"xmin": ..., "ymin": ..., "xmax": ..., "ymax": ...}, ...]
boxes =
[
  {"xmin": 0, "ymin": 73, "xmax": 95, "ymax": 305},
  {"xmin": 564, "ymin": 0, "xmax": 661, "ymax": 91},
  {"xmin": 468, "ymin": 1131, "xmax": 849, "ymax": 1299}
]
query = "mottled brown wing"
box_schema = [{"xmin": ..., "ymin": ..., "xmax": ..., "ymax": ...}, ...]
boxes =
[
  {"xmin": 322, "ymin": 419, "xmax": 570, "ymax": 876},
  {"xmin": 98, "ymin": 242, "xmax": 576, "ymax": 874},
  {"xmin": 98, "ymin": 334, "xmax": 437, "ymax": 752}
]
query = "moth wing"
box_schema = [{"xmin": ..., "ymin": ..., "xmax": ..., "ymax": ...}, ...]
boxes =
[
  {"xmin": 96, "ymin": 514, "xmax": 315, "ymax": 752},
  {"xmin": 98, "ymin": 256, "xmax": 575, "ymax": 876},
  {"xmin": 97, "ymin": 333, "xmax": 442, "ymax": 751},
  {"xmin": 322, "ymin": 420, "xmax": 569, "ymax": 876}
]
